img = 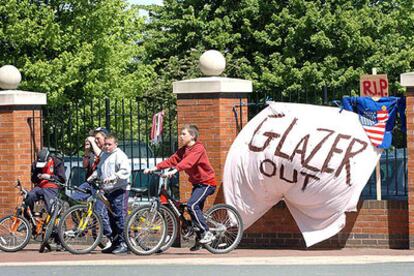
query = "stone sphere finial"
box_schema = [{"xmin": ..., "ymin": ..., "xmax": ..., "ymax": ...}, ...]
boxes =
[
  {"xmin": 0, "ymin": 65, "xmax": 22, "ymax": 90},
  {"xmin": 199, "ymin": 50, "xmax": 226, "ymax": 76}
]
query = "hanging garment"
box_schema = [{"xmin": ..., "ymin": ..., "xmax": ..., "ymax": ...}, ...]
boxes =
[
  {"xmin": 341, "ymin": 96, "xmax": 406, "ymax": 149},
  {"xmin": 150, "ymin": 111, "xmax": 165, "ymax": 145}
]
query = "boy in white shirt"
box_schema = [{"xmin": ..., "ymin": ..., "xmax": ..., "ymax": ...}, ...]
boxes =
[{"xmin": 88, "ymin": 133, "xmax": 131, "ymax": 254}]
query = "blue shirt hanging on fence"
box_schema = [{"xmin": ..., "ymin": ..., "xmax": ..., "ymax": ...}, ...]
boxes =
[{"xmin": 341, "ymin": 96, "xmax": 406, "ymax": 149}]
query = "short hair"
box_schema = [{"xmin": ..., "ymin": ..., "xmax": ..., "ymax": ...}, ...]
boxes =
[
  {"xmin": 105, "ymin": 133, "xmax": 118, "ymax": 144},
  {"xmin": 182, "ymin": 124, "xmax": 199, "ymax": 141}
]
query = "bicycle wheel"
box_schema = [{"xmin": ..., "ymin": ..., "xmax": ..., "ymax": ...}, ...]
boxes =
[
  {"xmin": 125, "ymin": 206, "xmax": 167, "ymax": 255},
  {"xmin": 159, "ymin": 205, "xmax": 178, "ymax": 253},
  {"xmin": 58, "ymin": 205, "xmax": 103, "ymax": 254},
  {"xmin": 39, "ymin": 201, "xmax": 61, "ymax": 253},
  {"xmin": 0, "ymin": 215, "xmax": 31, "ymax": 252},
  {"xmin": 203, "ymin": 204, "xmax": 243, "ymax": 254}
]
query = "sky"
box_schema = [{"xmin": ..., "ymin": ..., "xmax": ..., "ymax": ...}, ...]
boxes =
[{"xmin": 128, "ymin": 0, "xmax": 163, "ymax": 17}]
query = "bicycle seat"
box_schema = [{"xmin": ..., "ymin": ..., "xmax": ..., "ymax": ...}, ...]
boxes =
[{"xmin": 130, "ymin": 187, "xmax": 148, "ymax": 196}]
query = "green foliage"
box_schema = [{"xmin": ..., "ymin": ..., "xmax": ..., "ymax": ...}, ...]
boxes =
[
  {"xmin": 1, "ymin": 0, "xmax": 413, "ymax": 106},
  {"xmin": 143, "ymin": 0, "xmax": 414, "ymax": 100},
  {"xmin": 0, "ymin": 0, "xmax": 154, "ymax": 105}
]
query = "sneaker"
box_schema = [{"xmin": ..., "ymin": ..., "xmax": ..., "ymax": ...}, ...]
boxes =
[
  {"xmin": 199, "ymin": 231, "xmax": 215, "ymax": 244},
  {"xmin": 64, "ymin": 229, "xmax": 77, "ymax": 238},
  {"xmin": 102, "ymin": 239, "xmax": 112, "ymax": 251},
  {"xmin": 102, "ymin": 242, "xmax": 117, "ymax": 254},
  {"xmin": 112, "ymin": 243, "xmax": 128, "ymax": 254},
  {"xmin": 189, "ymin": 243, "xmax": 203, "ymax": 251}
]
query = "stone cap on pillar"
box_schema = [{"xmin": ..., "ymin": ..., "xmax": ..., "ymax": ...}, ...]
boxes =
[
  {"xmin": 173, "ymin": 77, "xmax": 252, "ymax": 95},
  {"xmin": 401, "ymin": 72, "xmax": 414, "ymax": 87},
  {"xmin": 0, "ymin": 90, "xmax": 46, "ymax": 106},
  {"xmin": 0, "ymin": 65, "xmax": 47, "ymax": 107},
  {"xmin": 173, "ymin": 50, "xmax": 252, "ymax": 97}
]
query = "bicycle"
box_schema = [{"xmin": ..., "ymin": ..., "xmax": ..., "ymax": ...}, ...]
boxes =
[
  {"xmin": 0, "ymin": 179, "xmax": 66, "ymax": 252},
  {"xmin": 56, "ymin": 179, "xmax": 109, "ymax": 254},
  {"xmin": 124, "ymin": 186, "xmax": 168, "ymax": 255},
  {"xmin": 128, "ymin": 171, "xmax": 244, "ymax": 254},
  {"xmin": 38, "ymin": 180, "xmax": 67, "ymax": 253}
]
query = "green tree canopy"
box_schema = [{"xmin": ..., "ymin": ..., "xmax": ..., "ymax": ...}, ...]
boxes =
[
  {"xmin": 0, "ymin": 0, "xmax": 154, "ymax": 105},
  {"xmin": 143, "ymin": 0, "xmax": 414, "ymax": 100}
]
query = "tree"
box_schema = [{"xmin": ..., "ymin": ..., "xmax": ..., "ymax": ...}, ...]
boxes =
[
  {"xmin": 0, "ymin": 0, "xmax": 154, "ymax": 105},
  {"xmin": 142, "ymin": 0, "xmax": 414, "ymax": 102}
]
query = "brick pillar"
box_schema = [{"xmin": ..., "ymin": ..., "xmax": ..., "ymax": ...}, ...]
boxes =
[
  {"xmin": 0, "ymin": 91, "xmax": 46, "ymax": 217},
  {"xmin": 401, "ymin": 72, "xmax": 414, "ymax": 249},
  {"xmin": 173, "ymin": 77, "xmax": 252, "ymax": 209}
]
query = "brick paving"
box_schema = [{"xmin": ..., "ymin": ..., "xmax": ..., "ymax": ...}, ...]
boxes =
[{"xmin": 0, "ymin": 244, "xmax": 412, "ymax": 264}]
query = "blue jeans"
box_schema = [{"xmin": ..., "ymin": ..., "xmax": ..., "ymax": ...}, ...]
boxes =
[
  {"xmin": 71, "ymin": 182, "xmax": 112, "ymax": 238},
  {"xmin": 106, "ymin": 189, "xmax": 128, "ymax": 245},
  {"xmin": 187, "ymin": 184, "xmax": 216, "ymax": 235}
]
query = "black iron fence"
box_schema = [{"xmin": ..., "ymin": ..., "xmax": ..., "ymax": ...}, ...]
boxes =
[
  {"xmin": 32, "ymin": 96, "xmax": 178, "ymax": 200},
  {"xmin": 233, "ymin": 86, "xmax": 407, "ymax": 200}
]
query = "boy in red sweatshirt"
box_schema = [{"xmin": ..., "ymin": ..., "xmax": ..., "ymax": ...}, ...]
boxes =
[{"xmin": 144, "ymin": 124, "xmax": 216, "ymax": 250}]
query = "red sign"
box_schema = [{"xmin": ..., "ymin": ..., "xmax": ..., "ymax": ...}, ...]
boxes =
[{"xmin": 360, "ymin": 74, "xmax": 388, "ymax": 97}]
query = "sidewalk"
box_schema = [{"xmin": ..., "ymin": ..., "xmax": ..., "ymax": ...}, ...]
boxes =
[{"xmin": 1, "ymin": 245, "xmax": 413, "ymax": 266}]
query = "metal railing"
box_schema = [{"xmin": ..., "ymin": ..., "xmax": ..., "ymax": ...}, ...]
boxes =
[{"xmin": 30, "ymin": 96, "xmax": 178, "ymax": 200}]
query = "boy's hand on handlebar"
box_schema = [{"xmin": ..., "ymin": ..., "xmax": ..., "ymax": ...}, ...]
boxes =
[
  {"xmin": 103, "ymin": 175, "xmax": 117, "ymax": 184},
  {"xmin": 163, "ymin": 169, "xmax": 177, "ymax": 179},
  {"xmin": 86, "ymin": 175, "xmax": 97, "ymax": 183},
  {"xmin": 144, "ymin": 167, "xmax": 157, "ymax": 174}
]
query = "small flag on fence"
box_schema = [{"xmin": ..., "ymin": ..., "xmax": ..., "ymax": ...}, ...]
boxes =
[{"xmin": 358, "ymin": 107, "xmax": 389, "ymax": 147}]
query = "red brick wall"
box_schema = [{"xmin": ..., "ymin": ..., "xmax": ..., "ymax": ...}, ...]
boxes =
[
  {"xmin": 0, "ymin": 108, "xmax": 41, "ymax": 217},
  {"xmin": 176, "ymin": 95, "xmax": 248, "ymax": 209},
  {"xmin": 242, "ymin": 200, "xmax": 408, "ymax": 249},
  {"xmin": 406, "ymin": 88, "xmax": 414, "ymax": 249}
]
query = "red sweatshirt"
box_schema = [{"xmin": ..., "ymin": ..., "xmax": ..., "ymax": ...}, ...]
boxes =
[{"xmin": 156, "ymin": 142, "xmax": 216, "ymax": 186}]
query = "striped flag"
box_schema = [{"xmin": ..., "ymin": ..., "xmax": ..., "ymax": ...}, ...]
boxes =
[{"xmin": 358, "ymin": 107, "xmax": 389, "ymax": 147}]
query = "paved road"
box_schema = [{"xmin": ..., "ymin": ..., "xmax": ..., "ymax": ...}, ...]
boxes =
[
  {"xmin": 1, "ymin": 246, "xmax": 413, "ymax": 275},
  {"xmin": 3, "ymin": 263, "xmax": 414, "ymax": 276}
]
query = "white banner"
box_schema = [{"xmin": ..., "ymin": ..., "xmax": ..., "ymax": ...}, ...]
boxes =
[{"xmin": 223, "ymin": 102, "xmax": 382, "ymax": 247}]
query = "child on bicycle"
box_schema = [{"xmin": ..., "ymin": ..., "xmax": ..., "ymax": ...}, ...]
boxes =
[
  {"xmin": 145, "ymin": 124, "xmax": 216, "ymax": 251},
  {"xmin": 72, "ymin": 127, "xmax": 113, "ymax": 250},
  {"xmin": 27, "ymin": 148, "xmax": 66, "ymax": 252},
  {"xmin": 27, "ymin": 148, "xmax": 66, "ymax": 215}
]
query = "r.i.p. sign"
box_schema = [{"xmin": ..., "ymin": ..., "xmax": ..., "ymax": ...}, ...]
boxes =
[{"xmin": 360, "ymin": 74, "xmax": 388, "ymax": 97}]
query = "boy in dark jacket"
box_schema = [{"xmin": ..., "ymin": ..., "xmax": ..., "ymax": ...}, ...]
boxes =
[{"xmin": 26, "ymin": 148, "xmax": 66, "ymax": 215}]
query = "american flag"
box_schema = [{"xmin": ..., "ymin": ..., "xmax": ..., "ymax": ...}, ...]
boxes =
[{"xmin": 358, "ymin": 107, "xmax": 389, "ymax": 147}]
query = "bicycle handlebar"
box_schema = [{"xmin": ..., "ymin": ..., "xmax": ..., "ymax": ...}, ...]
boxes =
[
  {"xmin": 15, "ymin": 179, "xmax": 27, "ymax": 196},
  {"xmin": 149, "ymin": 169, "xmax": 177, "ymax": 179}
]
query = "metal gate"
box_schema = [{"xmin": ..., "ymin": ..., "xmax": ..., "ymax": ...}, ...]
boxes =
[{"xmin": 31, "ymin": 96, "xmax": 178, "ymax": 200}]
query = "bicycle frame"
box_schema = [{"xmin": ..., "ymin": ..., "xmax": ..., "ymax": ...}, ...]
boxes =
[
  {"xmin": 150, "ymin": 173, "xmax": 195, "ymax": 230},
  {"xmin": 154, "ymin": 173, "xmax": 228, "ymax": 234},
  {"xmin": 70, "ymin": 179, "xmax": 115, "ymax": 232}
]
